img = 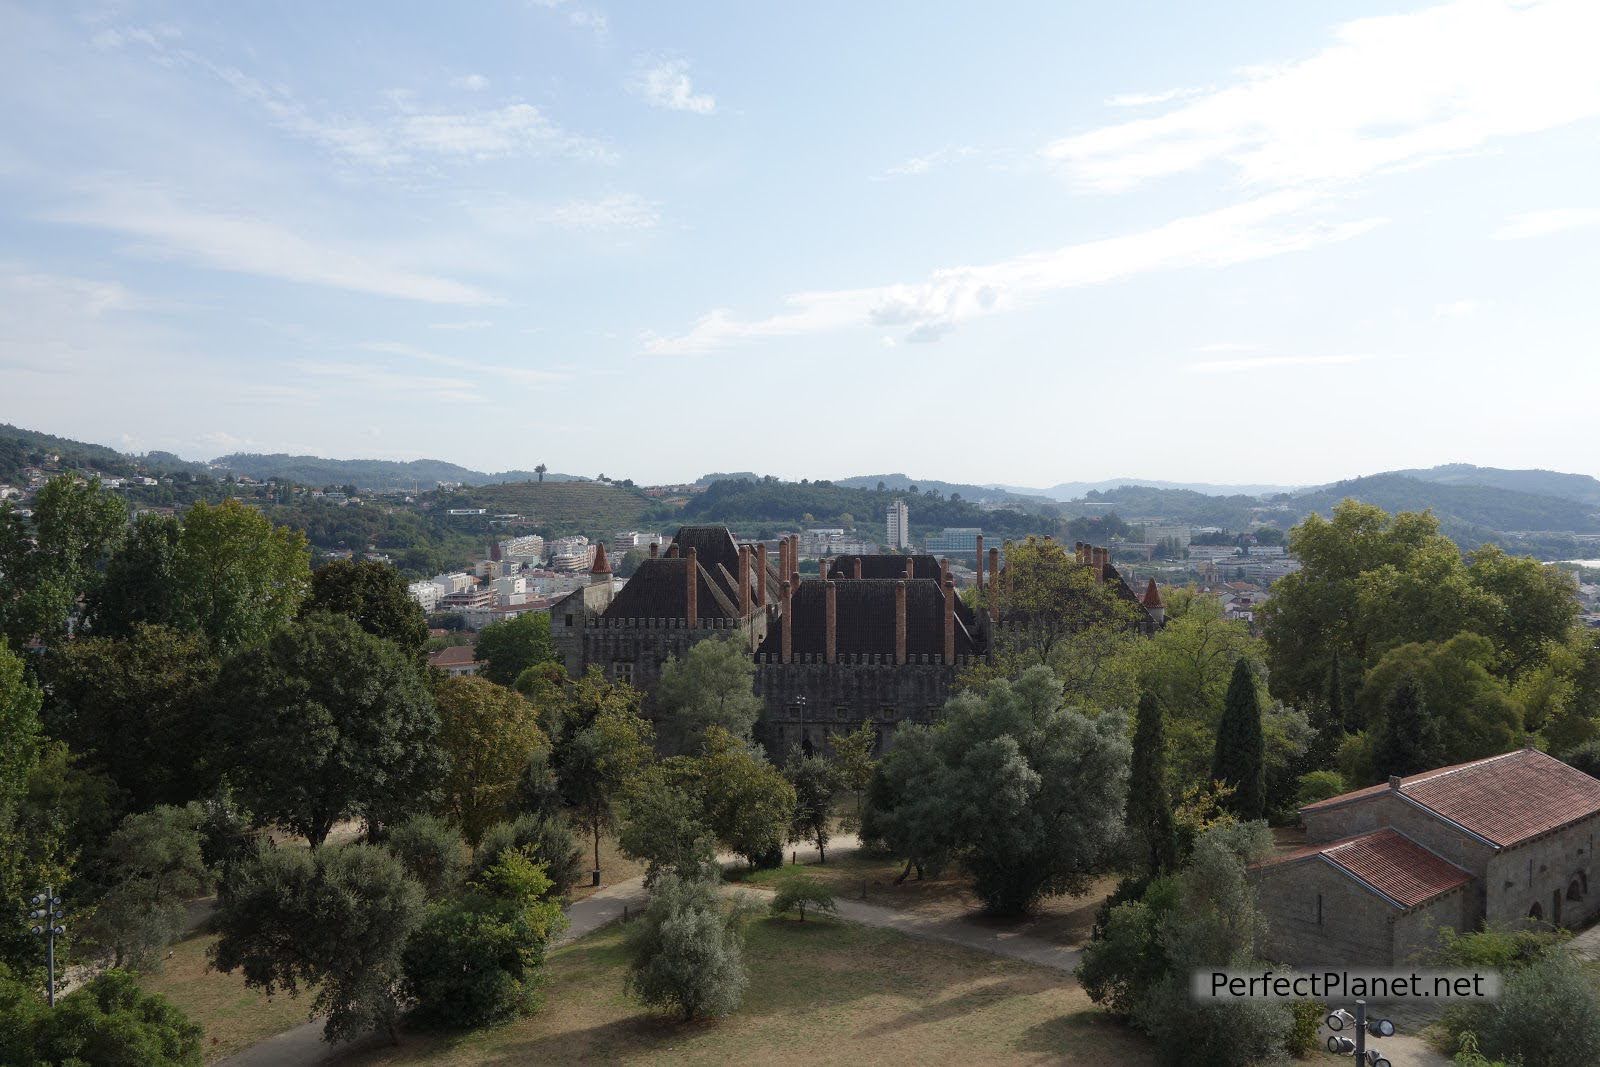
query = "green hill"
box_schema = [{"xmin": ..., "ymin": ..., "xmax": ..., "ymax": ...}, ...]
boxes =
[
  {"xmin": 679, "ymin": 477, "xmax": 1055, "ymax": 539},
  {"xmin": 434, "ymin": 480, "xmax": 659, "ymax": 537},
  {"xmin": 0, "ymin": 424, "xmax": 206, "ymax": 483},
  {"xmin": 1390, "ymin": 463, "xmax": 1600, "ymax": 507},
  {"xmin": 214, "ymin": 453, "xmax": 582, "ymax": 491}
]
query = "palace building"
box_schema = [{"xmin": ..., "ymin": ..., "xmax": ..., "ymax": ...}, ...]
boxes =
[{"xmin": 551, "ymin": 525, "xmax": 1160, "ymax": 753}]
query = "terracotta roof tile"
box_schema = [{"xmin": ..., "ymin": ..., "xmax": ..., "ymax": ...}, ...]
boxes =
[
  {"xmin": 1257, "ymin": 828, "xmax": 1472, "ymax": 909},
  {"xmin": 1301, "ymin": 749, "xmax": 1600, "ymax": 848},
  {"xmin": 428, "ymin": 645, "xmax": 479, "ymax": 668}
]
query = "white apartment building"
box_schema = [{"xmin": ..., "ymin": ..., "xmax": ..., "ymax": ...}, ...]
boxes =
[
  {"xmin": 499, "ymin": 534, "xmax": 546, "ymax": 563},
  {"xmin": 407, "ymin": 580, "xmax": 442, "ymax": 612},
  {"xmin": 886, "ymin": 499, "xmax": 911, "ymax": 550},
  {"xmin": 612, "ymin": 531, "xmax": 649, "ymax": 554},
  {"xmin": 492, "ymin": 575, "xmax": 529, "ymax": 606}
]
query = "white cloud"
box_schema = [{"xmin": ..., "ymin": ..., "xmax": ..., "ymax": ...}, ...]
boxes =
[
  {"xmin": 1435, "ymin": 299, "xmax": 1481, "ymax": 318},
  {"xmin": 51, "ymin": 184, "xmax": 498, "ymax": 305},
  {"xmin": 429, "ymin": 319, "xmax": 493, "ymax": 331},
  {"xmin": 539, "ymin": 193, "xmax": 660, "ymax": 230},
  {"xmin": 630, "ymin": 58, "xmax": 716, "ymax": 114},
  {"xmin": 1493, "ymin": 207, "xmax": 1600, "ymax": 239},
  {"xmin": 451, "ymin": 73, "xmax": 490, "ymax": 92},
  {"xmin": 1105, "ymin": 86, "xmax": 1210, "ymax": 108},
  {"xmin": 1187, "ymin": 353, "xmax": 1379, "ymax": 373},
  {"xmin": 107, "ymin": 32, "xmax": 612, "ymax": 168},
  {"xmin": 568, "ymin": 9, "xmax": 608, "ymax": 36},
  {"xmin": 1044, "ymin": 0, "xmax": 1600, "ymax": 192},
  {"xmin": 356, "ymin": 340, "xmax": 569, "ymax": 386},
  {"xmin": 644, "ymin": 191, "xmax": 1382, "ymax": 354},
  {"xmin": 875, "ymin": 145, "xmax": 978, "ymax": 180}
]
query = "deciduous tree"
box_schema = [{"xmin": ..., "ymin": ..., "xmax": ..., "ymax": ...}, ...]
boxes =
[
  {"xmin": 303, "ymin": 558, "xmax": 428, "ymax": 657},
  {"xmin": 434, "ymin": 676, "xmax": 545, "ymax": 845},
  {"xmin": 654, "ymin": 635, "xmax": 762, "ymax": 753},
  {"xmin": 475, "ymin": 612, "xmax": 555, "ymax": 687},
  {"xmin": 216, "ymin": 612, "xmax": 442, "ymax": 847}
]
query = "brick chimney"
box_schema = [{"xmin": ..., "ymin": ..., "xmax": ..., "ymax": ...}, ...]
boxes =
[
  {"xmin": 975, "ymin": 534, "xmax": 985, "ymax": 591},
  {"xmin": 685, "ymin": 547, "xmax": 698, "ymax": 626},
  {"xmin": 989, "ymin": 547, "xmax": 1000, "ymax": 624},
  {"xmin": 666, "ymin": 543, "xmax": 679, "ymax": 558},
  {"xmin": 894, "ymin": 580, "xmax": 907, "ymax": 665},
  {"xmin": 853, "ymin": 557, "xmax": 863, "ymax": 580},
  {"xmin": 824, "ymin": 579, "xmax": 837, "ymax": 664},
  {"xmin": 780, "ymin": 579, "xmax": 793, "ymax": 663},
  {"xmin": 943, "ymin": 577, "xmax": 956, "ymax": 664},
  {"xmin": 738, "ymin": 545, "xmax": 751, "ymax": 616},
  {"xmin": 905, "ymin": 557, "xmax": 915, "ymax": 580},
  {"xmin": 756, "ymin": 542, "xmax": 768, "ymax": 604},
  {"xmin": 940, "ymin": 557, "xmax": 950, "ymax": 586},
  {"xmin": 649, "ymin": 541, "xmax": 658, "ymax": 559}
]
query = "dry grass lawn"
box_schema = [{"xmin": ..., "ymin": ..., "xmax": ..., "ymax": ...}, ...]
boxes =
[
  {"xmin": 333, "ymin": 916, "xmax": 1152, "ymax": 1066},
  {"xmin": 567, "ymin": 829, "xmax": 648, "ymax": 902},
  {"xmin": 729, "ymin": 847, "xmax": 1117, "ymax": 948},
  {"xmin": 138, "ymin": 931, "xmax": 315, "ymax": 1063}
]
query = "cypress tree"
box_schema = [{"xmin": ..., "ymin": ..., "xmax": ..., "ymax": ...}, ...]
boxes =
[
  {"xmin": 1372, "ymin": 674, "xmax": 1442, "ymax": 779},
  {"xmin": 1326, "ymin": 649, "xmax": 1346, "ymax": 732},
  {"xmin": 1127, "ymin": 691, "xmax": 1176, "ymax": 874},
  {"xmin": 1211, "ymin": 658, "xmax": 1266, "ymax": 819}
]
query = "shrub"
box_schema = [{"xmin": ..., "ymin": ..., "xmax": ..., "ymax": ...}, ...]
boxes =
[
  {"xmin": 626, "ymin": 874, "xmax": 752, "ymax": 1021},
  {"xmin": 1285, "ymin": 999, "xmax": 1326, "ymax": 1057},
  {"xmin": 82, "ymin": 804, "xmax": 212, "ymax": 969},
  {"xmin": 470, "ymin": 815, "xmax": 582, "ymax": 899},
  {"xmin": 211, "ymin": 843, "xmax": 425, "ymax": 1043},
  {"xmin": 1295, "ymin": 769, "xmax": 1346, "ymax": 807},
  {"xmin": 1471, "ymin": 949, "xmax": 1600, "ymax": 1067},
  {"xmin": 1077, "ymin": 876, "xmax": 1178, "ymax": 1019},
  {"xmin": 618, "ymin": 769, "xmax": 717, "ymax": 888},
  {"xmin": 1, "ymin": 967, "xmax": 202, "ymax": 1066},
  {"xmin": 386, "ymin": 814, "xmax": 468, "ymax": 899},
  {"xmin": 402, "ymin": 852, "xmax": 566, "ymax": 1029},
  {"xmin": 769, "ymin": 876, "xmax": 836, "ymax": 922}
]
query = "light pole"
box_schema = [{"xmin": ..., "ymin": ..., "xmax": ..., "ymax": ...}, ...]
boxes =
[
  {"xmin": 1325, "ymin": 1000, "xmax": 1395, "ymax": 1067},
  {"xmin": 793, "ymin": 695, "xmax": 810, "ymax": 757},
  {"xmin": 29, "ymin": 886, "xmax": 65, "ymax": 1007}
]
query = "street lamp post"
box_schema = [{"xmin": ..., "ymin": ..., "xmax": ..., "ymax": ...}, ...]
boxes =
[
  {"xmin": 1325, "ymin": 1000, "xmax": 1395, "ymax": 1066},
  {"xmin": 793, "ymin": 694, "xmax": 809, "ymax": 757},
  {"xmin": 29, "ymin": 886, "xmax": 65, "ymax": 1007}
]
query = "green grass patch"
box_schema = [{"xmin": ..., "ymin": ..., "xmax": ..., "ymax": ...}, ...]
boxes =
[
  {"xmin": 340, "ymin": 914, "xmax": 1152, "ymax": 1065},
  {"xmin": 137, "ymin": 931, "xmax": 314, "ymax": 1063}
]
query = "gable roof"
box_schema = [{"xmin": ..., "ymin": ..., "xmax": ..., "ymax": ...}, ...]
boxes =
[
  {"xmin": 427, "ymin": 645, "xmax": 479, "ymax": 668},
  {"xmin": 1302, "ymin": 749, "xmax": 1600, "ymax": 849},
  {"xmin": 1257, "ymin": 827, "xmax": 1472, "ymax": 909},
  {"xmin": 756, "ymin": 578, "xmax": 983, "ymax": 659}
]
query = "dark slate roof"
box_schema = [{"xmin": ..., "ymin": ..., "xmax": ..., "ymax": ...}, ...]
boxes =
[
  {"xmin": 826, "ymin": 555, "xmax": 980, "ymax": 629},
  {"xmin": 603, "ymin": 557, "xmax": 740, "ymax": 621},
  {"xmin": 669, "ymin": 526, "xmax": 742, "ymax": 580},
  {"xmin": 755, "ymin": 578, "xmax": 983, "ymax": 658}
]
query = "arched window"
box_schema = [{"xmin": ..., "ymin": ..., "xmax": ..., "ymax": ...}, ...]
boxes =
[
  {"xmin": 1528, "ymin": 902, "xmax": 1544, "ymax": 922},
  {"xmin": 1570, "ymin": 877, "xmax": 1586, "ymax": 903}
]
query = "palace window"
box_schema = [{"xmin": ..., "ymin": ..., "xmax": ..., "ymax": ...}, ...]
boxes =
[{"xmin": 613, "ymin": 662, "xmax": 633, "ymax": 685}]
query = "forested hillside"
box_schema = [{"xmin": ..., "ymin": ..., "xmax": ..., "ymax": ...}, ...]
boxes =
[
  {"xmin": 214, "ymin": 452, "xmax": 581, "ymax": 491},
  {"xmin": 679, "ymin": 477, "xmax": 1056, "ymax": 538}
]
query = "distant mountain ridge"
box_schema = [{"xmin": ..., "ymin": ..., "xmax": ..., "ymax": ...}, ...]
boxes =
[{"xmin": 212, "ymin": 453, "xmax": 582, "ymax": 491}]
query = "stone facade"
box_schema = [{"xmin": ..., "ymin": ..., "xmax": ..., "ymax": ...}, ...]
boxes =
[
  {"xmin": 550, "ymin": 525, "xmax": 1157, "ymax": 753},
  {"xmin": 1255, "ymin": 751, "xmax": 1600, "ymax": 967}
]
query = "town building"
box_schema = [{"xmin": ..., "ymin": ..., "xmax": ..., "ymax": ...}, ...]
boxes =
[
  {"xmin": 886, "ymin": 499, "xmax": 911, "ymax": 550},
  {"xmin": 552, "ymin": 526, "xmax": 1160, "ymax": 754},
  {"xmin": 499, "ymin": 534, "xmax": 546, "ymax": 563},
  {"xmin": 924, "ymin": 527, "xmax": 982, "ymax": 555},
  {"xmin": 427, "ymin": 645, "xmax": 482, "ymax": 677},
  {"xmin": 407, "ymin": 580, "xmax": 442, "ymax": 613},
  {"xmin": 1143, "ymin": 524, "xmax": 1192, "ymax": 547},
  {"xmin": 1252, "ymin": 749, "xmax": 1600, "ymax": 968}
]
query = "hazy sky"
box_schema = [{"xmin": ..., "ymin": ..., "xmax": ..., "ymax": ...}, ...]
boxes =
[{"xmin": 2, "ymin": 1, "xmax": 1598, "ymax": 486}]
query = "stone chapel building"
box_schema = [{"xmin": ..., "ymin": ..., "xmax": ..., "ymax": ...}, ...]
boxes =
[{"xmin": 1252, "ymin": 748, "xmax": 1600, "ymax": 967}]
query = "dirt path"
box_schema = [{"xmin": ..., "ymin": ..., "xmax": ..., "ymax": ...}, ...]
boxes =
[{"xmin": 217, "ymin": 834, "xmax": 1447, "ymax": 1067}]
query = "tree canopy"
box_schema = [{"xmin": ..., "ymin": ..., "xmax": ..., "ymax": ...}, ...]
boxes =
[
  {"xmin": 216, "ymin": 612, "xmax": 442, "ymax": 847},
  {"xmin": 654, "ymin": 635, "xmax": 763, "ymax": 754}
]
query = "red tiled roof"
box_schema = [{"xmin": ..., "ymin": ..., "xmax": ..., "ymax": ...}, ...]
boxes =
[
  {"xmin": 1301, "ymin": 749, "xmax": 1600, "ymax": 848},
  {"xmin": 1142, "ymin": 578, "xmax": 1164, "ymax": 609},
  {"xmin": 428, "ymin": 645, "xmax": 479, "ymax": 668},
  {"xmin": 590, "ymin": 541, "xmax": 611, "ymax": 573},
  {"xmin": 1257, "ymin": 828, "xmax": 1472, "ymax": 909}
]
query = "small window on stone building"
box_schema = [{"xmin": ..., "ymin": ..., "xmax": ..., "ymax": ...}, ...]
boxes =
[
  {"xmin": 1528, "ymin": 902, "xmax": 1544, "ymax": 922},
  {"xmin": 565, "ymin": 614, "xmax": 574, "ymax": 626},
  {"xmin": 1570, "ymin": 877, "xmax": 1587, "ymax": 903},
  {"xmin": 613, "ymin": 662, "xmax": 633, "ymax": 685},
  {"xmin": 1316, "ymin": 893, "xmax": 1323, "ymax": 926}
]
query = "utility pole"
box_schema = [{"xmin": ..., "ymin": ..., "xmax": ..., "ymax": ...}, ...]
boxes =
[{"xmin": 29, "ymin": 886, "xmax": 65, "ymax": 1007}]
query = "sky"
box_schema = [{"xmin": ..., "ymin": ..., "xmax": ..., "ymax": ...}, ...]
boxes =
[{"xmin": 1, "ymin": 0, "xmax": 1598, "ymax": 488}]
